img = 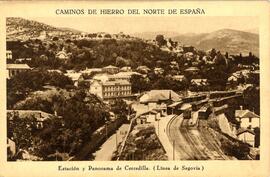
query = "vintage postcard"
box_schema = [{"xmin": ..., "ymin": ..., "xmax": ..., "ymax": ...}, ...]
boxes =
[{"xmin": 0, "ymin": 1, "xmax": 269, "ymax": 177}]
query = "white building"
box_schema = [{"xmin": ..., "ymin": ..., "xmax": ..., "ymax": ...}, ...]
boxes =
[
  {"xmin": 56, "ymin": 48, "xmax": 69, "ymax": 60},
  {"xmin": 102, "ymin": 65, "xmax": 119, "ymax": 74},
  {"xmin": 6, "ymin": 50, "xmax": 12, "ymax": 60},
  {"xmin": 139, "ymin": 90, "xmax": 181, "ymax": 115},
  {"xmin": 109, "ymin": 71, "xmax": 142, "ymax": 81},
  {"xmin": 89, "ymin": 79, "xmax": 132, "ymax": 101},
  {"xmin": 154, "ymin": 67, "xmax": 164, "ymax": 75},
  {"xmin": 237, "ymin": 128, "xmax": 255, "ymax": 147},
  {"xmin": 235, "ymin": 110, "xmax": 260, "ymax": 129},
  {"xmin": 191, "ymin": 79, "xmax": 209, "ymax": 87},
  {"xmin": 172, "ymin": 75, "xmax": 186, "ymax": 82},
  {"xmin": 136, "ymin": 109, "xmax": 161, "ymax": 124},
  {"xmin": 6, "ymin": 64, "xmax": 31, "ymax": 79}
]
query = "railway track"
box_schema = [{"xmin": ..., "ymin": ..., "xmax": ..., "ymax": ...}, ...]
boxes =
[{"xmin": 166, "ymin": 114, "xmax": 228, "ymax": 160}]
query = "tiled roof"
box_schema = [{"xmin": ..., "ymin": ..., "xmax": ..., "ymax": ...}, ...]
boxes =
[
  {"xmin": 136, "ymin": 109, "xmax": 158, "ymax": 117},
  {"xmin": 140, "ymin": 90, "xmax": 181, "ymax": 103},
  {"xmin": 237, "ymin": 128, "xmax": 255, "ymax": 135},
  {"xmin": 7, "ymin": 64, "xmax": 31, "ymax": 69},
  {"xmin": 235, "ymin": 110, "xmax": 259, "ymax": 118},
  {"xmin": 185, "ymin": 67, "xmax": 199, "ymax": 71},
  {"xmin": 103, "ymin": 80, "xmax": 130, "ymax": 86},
  {"xmin": 103, "ymin": 65, "xmax": 119, "ymax": 69}
]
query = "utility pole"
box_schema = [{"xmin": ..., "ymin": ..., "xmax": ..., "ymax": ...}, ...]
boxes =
[
  {"xmin": 173, "ymin": 140, "xmax": 175, "ymax": 160},
  {"xmin": 106, "ymin": 123, "xmax": 108, "ymax": 139},
  {"xmin": 157, "ymin": 119, "xmax": 160, "ymax": 137}
]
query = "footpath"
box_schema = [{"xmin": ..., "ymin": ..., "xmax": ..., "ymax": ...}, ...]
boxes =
[
  {"xmin": 93, "ymin": 124, "xmax": 129, "ymax": 161},
  {"xmin": 154, "ymin": 114, "xmax": 179, "ymax": 160}
]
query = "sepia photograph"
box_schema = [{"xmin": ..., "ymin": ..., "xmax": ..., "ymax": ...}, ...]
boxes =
[{"xmin": 6, "ymin": 16, "xmax": 260, "ymax": 161}]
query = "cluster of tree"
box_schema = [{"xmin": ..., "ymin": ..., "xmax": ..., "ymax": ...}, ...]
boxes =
[
  {"xmin": 231, "ymin": 52, "xmax": 259, "ymax": 65},
  {"xmin": 243, "ymin": 86, "xmax": 260, "ymax": 115},
  {"xmin": 7, "ymin": 36, "xmax": 259, "ymax": 93},
  {"xmin": 221, "ymin": 138, "xmax": 251, "ymax": 160},
  {"xmin": 7, "ymin": 38, "xmax": 176, "ymax": 71},
  {"xmin": 7, "ymin": 69, "xmax": 73, "ymax": 108},
  {"xmin": 130, "ymin": 74, "xmax": 189, "ymax": 93},
  {"xmin": 7, "ymin": 90, "xmax": 113, "ymax": 160}
]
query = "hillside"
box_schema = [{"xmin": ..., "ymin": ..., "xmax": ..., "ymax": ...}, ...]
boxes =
[
  {"xmin": 6, "ymin": 17, "xmax": 80, "ymax": 40},
  {"xmin": 172, "ymin": 29, "xmax": 259, "ymax": 56}
]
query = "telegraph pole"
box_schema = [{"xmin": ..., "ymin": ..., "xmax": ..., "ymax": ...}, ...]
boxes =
[
  {"xmin": 106, "ymin": 123, "xmax": 108, "ymax": 139},
  {"xmin": 173, "ymin": 140, "xmax": 175, "ymax": 160},
  {"xmin": 157, "ymin": 119, "xmax": 160, "ymax": 136}
]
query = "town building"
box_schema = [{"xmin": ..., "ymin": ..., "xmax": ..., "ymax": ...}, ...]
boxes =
[
  {"xmin": 102, "ymin": 65, "xmax": 119, "ymax": 74},
  {"xmin": 172, "ymin": 75, "xmax": 186, "ymax": 82},
  {"xmin": 185, "ymin": 66, "xmax": 199, "ymax": 74},
  {"xmin": 15, "ymin": 58, "xmax": 32, "ymax": 63},
  {"xmin": 56, "ymin": 48, "xmax": 70, "ymax": 60},
  {"xmin": 80, "ymin": 68, "xmax": 103, "ymax": 75},
  {"xmin": 190, "ymin": 79, "xmax": 209, "ymax": 90},
  {"xmin": 237, "ymin": 128, "xmax": 255, "ymax": 147},
  {"xmin": 110, "ymin": 71, "xmax": 142, "ymax": 81},
  {"xmin": 154, "ymin": 67, "xmax": 164, "ymax": 75},
  {"xmin": 92, "ymin": 73, "xmax": 110, "ymax": 83},
  {"xmin": 235, "ymin": 109, "xmax": 260, "ymax": 129},
  {"xmin": 136, "ymin": 109, "xmax": 161, "ymax": 124},
  {"xmin": 38, "ymin": 31, "xmax": 47, "ymax": 40},
  {"xmin": 120, "ymin": 66, "xmax": 132, "ymax": 72},
  {"xmin": 89, "ymin": 79, "xmax": 132, "ymax": 101},
  {"xmin": 139, "ymin": 90, "xmax": 181, "ymax": 115},
  {"xmin": 6, "ymin": 50, "xmax": 12, "ymax": 60},
  {"xmin": 6, "ymin": 63, "xmax": 31, "ymax": 79},
  {"xmin": 136, "ymin": 65, "xmax": 151, "ymax": 74}
]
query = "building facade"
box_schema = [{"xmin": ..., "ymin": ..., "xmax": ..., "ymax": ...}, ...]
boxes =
[
  {"xmin": 6, "ymin": 50, "xmax": 12, "ymax": 60},
  {"xmin": 89, "ymin": 80, "xmax": 132, "ymax": 101},
  {"xmin": 6, "ymin": 64, "xmax": 31, "ymax": 79}
]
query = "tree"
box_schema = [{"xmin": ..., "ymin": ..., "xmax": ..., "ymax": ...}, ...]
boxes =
[
  {"xmin": 243, "ymin": 86, "xmax": 260, "ymax": 115},
  {"xmin": 111, "ymin": 99, "xmax": 128, "ymax": 120},
  {"xmin": 254, "ymin": 127, "xmax": 260, "ymax": 148},
  {"xmin": 130, "ymin": 75, "xmax": 150, "ymax": 93},
  {"xmin": 155, "ymin": 35, "xmax": 166, "ymax": 47},
  {"xmin": 7, "ymin": 112, "xmax": 38, "ymax": 150},
  {"xmin": 52, "ymin": 37, "xmax": 59, "ymax": 41},
  {"xmin": 104, "ymin": 34, "xmax": 112, "ymax": 38}
]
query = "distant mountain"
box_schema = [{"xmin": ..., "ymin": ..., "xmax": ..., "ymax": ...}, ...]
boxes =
[
  {"xmin": 6, "ymin": 17, "xmax": 81, "ymax": 40},
  {"xmin": 172, "ymin": 29, "xmax": 259, "ymax": 56},
  {"xmin": 244, "ymin": 28, "xmax": 259, "ymax": 34},
  {"xmin": 132, "ymin": 31, "xmax": 180, "ymax": 40}
]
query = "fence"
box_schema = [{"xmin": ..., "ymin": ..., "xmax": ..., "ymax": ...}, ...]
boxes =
[{"xmin": 116, "ymin": 115, "xmax": 136, "ymax": 160}]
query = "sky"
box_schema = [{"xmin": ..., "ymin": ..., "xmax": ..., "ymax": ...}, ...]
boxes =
[{"xmin": 29, "ymin": 16, "xmax": 258, "ymax": 35}]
